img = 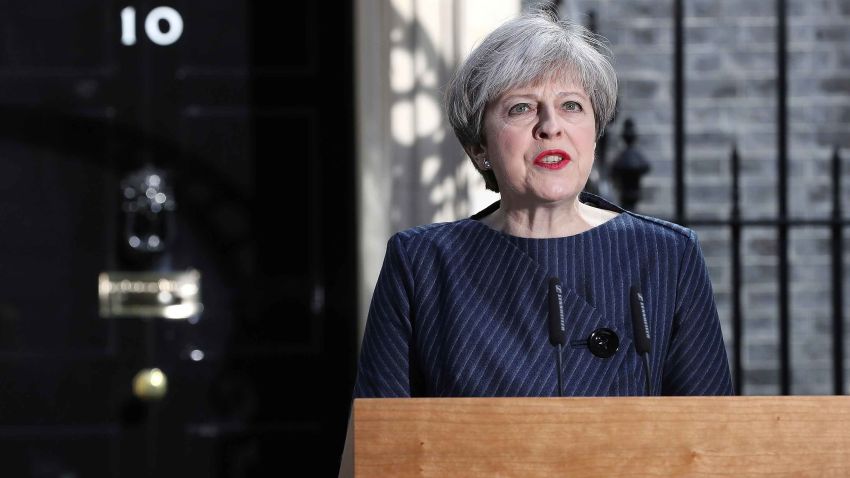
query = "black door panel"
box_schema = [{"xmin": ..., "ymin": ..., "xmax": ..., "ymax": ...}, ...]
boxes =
[{"xmin": 0, "ymin": 1, "xmax": 356, "ymax": 476}]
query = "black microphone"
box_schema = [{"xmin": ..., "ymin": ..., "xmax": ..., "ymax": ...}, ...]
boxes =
[
  {"xmin": 548, "ymin": 277, "xmax": 566, "ymax": 396},
  {"xmin": 629, "ymin": 285, "xmax": 652, "ymax": 395}
]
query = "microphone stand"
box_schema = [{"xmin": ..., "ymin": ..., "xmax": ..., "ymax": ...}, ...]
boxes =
[
  {"xmin": 556, "ymin": 344, "xmax": 563, "ymax": 397},
  {"xmin": 549, "ymin": 277, "xmax": 566, "ymax": 397}
]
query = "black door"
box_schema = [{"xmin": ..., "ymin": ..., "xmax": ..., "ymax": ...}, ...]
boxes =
[{"xmin": 0, "ymin": 1, "xmax": 356, "ymax": 475}]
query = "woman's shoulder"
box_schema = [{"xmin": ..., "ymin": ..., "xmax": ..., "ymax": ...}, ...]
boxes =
[
  {"xmin": 622, "ymin": 211, "xmax": 697, "ymax": 243},
  {"xmin": 390, "ymin": 218, "xmax": 481, "ymax": 247},
  {"xmin": 383, "ymin": 219, "xmax": 487, "ymax": 270},
  {"xmin": 581, "ymin": 192, "xmax": 698, "ymax": 244}
]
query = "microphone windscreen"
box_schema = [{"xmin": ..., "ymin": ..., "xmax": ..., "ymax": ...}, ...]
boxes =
[
  {"xmin": 548, "ymin": 277, "xmax": 566, "ymax": 346},
  {"xmin": 630, "ymin": 285, "xmax": 651, "ymax": 355}
]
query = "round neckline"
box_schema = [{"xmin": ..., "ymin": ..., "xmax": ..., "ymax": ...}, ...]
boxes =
[
  {"xmin": 466, "ymin": 210, "xmax": 629, "ymax": 241},
  {"xmin": 466, "ymin": 192, "xmax": 630, "ymax": 240}
]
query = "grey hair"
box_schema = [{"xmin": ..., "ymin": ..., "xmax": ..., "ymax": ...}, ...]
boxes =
[{"xmin": 444, "ymin": 10, "xmax": 618, "ymax": 192}]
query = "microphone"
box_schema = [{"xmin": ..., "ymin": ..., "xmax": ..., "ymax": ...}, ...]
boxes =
[
  {"xmin": 629, "ymin": 285, "xmax": 652, "ymax": 395},
  {"xmin": 548, "ymin": 277, "xmax": 566, "ymax": 396}
]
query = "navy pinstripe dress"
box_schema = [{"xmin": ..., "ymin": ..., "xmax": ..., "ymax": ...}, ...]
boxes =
[{"xmin": 354, "ymin": 193, "xmax": 733, "ymax": 397}]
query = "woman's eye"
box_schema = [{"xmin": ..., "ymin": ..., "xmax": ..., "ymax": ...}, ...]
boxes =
[
  {"xmin": 508, "ymin": 103, "xmax": 531, "ymax": 115},
  {"xmin": 563, "ymin": 101, "xmax": 583, "ymax": 111}
]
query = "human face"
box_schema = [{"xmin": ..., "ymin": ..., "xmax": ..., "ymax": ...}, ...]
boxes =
[{"xmin": 472, "ymin": 77, "xmax": 596, "ymax": 207}]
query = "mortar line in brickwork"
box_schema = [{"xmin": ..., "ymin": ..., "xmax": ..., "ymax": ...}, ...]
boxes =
[{"xmin": 686, "ymin": 219, "xmax": 850, "ymax": 227}]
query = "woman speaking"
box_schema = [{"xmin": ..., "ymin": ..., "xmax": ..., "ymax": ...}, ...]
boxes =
[{"xmin": 354, "ymin": 11, "xmax": 732, "ymax": 399}]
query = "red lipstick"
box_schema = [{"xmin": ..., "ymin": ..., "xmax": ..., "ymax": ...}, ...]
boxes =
[{"xmin": 533, "ymin": 149, "xmax": 571, "ymax": 170}]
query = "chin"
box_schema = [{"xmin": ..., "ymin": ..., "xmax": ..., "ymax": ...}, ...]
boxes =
[
  {"xmin": 534, "ymin": 184, "xmax": 582, "ymax": 203},
  {"xmin": 531, "ymin": 190, "xmax": 580, "ymax": 205}
]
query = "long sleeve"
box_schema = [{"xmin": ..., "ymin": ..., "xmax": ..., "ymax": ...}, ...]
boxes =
[
  {"xmin": 662, "ymin": 231, "xmax": 734, "ymax": 395},
  {"xmin": 351, "ymin": 206, "xmax": 736, "ymax": 398},
  {"xmin": 353, "ymin": 234, "xmax": 417, "ymax": 398}
]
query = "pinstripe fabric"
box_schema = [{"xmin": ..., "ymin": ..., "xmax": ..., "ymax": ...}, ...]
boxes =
[{"xmin": 354, "ymin": 193, "xmax": 733, "ymax": 398}]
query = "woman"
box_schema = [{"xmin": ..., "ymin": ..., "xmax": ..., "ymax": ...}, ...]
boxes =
[{"xmin": 355, "ymin": 12, "xmax": 733, "ymax": 399}]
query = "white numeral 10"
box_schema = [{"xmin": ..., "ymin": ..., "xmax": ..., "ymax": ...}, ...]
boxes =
[{"xmin": 121, "ymin": 6, "xmax": 183, "ymax": 46}]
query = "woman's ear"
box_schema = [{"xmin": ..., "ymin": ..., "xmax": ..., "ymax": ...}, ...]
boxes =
[{"xmin": 465, "ymin": 144, "xmax": 488, "ymax": 170}]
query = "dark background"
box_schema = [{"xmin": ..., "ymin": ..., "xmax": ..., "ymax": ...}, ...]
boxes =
[{"xmin": 0, "ymin": 1, "xmax": 356, "ymax": 476}]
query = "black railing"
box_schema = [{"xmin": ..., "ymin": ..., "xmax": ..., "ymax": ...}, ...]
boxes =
[
  {"xmin": 673, "ymin": 0, "xmax": 686, "ymax": 226},
  {"xmin": 776, "ymin": 0, "xmax": 791, "ymax": 396},
  {"xmin": 730, "ymin": 145, "xmax": 743, "ymax": 395},
  {"xmin": 831, "ymin": 146, "xmax": 845, "ymax": 395},
  {"xmin": 597, "ymin": 0, "xmax": 847, "ymax": 395},
  {"xmin": 685, "ymin": 147, "xmax": 846, "ymax": 395}
]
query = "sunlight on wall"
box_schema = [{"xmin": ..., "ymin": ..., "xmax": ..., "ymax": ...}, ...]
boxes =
[{"xmin": 356, "ymin": 0, "xmax": 520, "ymax": 338}]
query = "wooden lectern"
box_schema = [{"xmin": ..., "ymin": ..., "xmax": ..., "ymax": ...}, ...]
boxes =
[{"xmin": 352, "ymin": 396, "xmax": 850, "ymax": 476}]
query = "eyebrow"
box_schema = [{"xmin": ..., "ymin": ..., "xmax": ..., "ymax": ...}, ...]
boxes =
[{"xmin": 501, "ymin": 91, "xmax": 589, "ymax": 102}]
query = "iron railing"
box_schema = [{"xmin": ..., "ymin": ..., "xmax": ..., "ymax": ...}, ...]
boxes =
[{"xmin": 593, "ymin": 0, "xmax": 847, "ymax": 395}]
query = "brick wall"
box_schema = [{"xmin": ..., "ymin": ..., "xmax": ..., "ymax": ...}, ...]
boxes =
[
  {"xmin": 366, "ymin": 0, "xmax": 849, "ymax": 394},
  {"xmin": 552, "ymin": 0, "xmax": 850, "ymax": 394}
]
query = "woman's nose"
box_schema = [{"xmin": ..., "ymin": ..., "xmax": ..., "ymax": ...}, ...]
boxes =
[{"xmin": 533, "ymin": 106, "xmax": 563, "ymax": 140}]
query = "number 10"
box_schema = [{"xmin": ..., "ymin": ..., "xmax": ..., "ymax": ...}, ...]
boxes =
[{"xmin": 121, "ymin": 6, "xmax": 184, "ymax": 46}]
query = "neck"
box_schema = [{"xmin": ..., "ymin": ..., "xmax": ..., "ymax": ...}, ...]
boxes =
[{"xmin": 483, "ymin": 195, "xmax": 596, "ymax": 238}]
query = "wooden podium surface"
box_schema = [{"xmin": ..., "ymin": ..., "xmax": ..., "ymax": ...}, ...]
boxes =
[{"xmin": 353, "ymin": 396, "xmax": 850, "ymax": 477}]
